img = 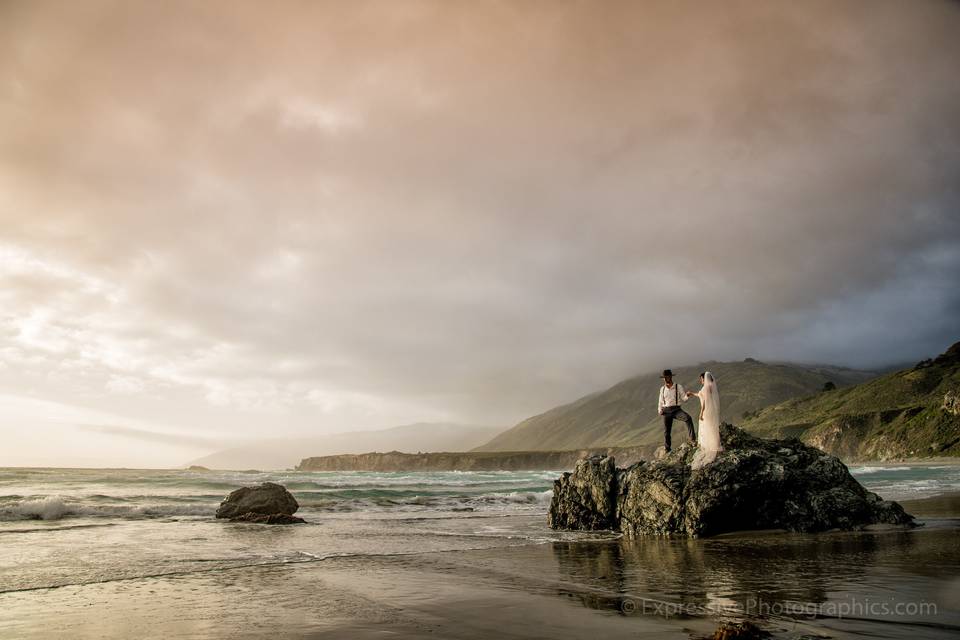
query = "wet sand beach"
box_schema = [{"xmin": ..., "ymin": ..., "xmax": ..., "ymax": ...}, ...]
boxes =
[
  {"xmin": 900, "ymin": 491, "xmax": 960, "ymax": 518},
  {"xmin": 2, "ymin": 519, "xmax": 958, "ymax": 639},
  {"xmin": 2, "ymin": 466, "xmax": 959, "ymax": 639}
]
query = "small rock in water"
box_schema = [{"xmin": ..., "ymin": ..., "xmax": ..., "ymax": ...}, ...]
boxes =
[
  {"xmin": 701, "ymin": 621, "xmax": 771, "ymax": 640},
  {"xmin": 229, "ymin": 512, "xmax": 306, "ymax": 524},
  {"xmin": 216, "ymin": 482, "xmax": 303, "ymax": 524}
]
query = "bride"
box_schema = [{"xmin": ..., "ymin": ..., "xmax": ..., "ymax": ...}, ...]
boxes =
[{"xmin": 689, "ymin": 371, "xmax": 723, "ymax": 469}]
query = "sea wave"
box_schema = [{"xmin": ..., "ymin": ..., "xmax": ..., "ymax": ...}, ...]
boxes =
[
  {"xmin": 850, "ymin": 466, "xmax": 912, "ymax": 475},
  {"xmin": 297, "ymin": 488, "xmax": 553, "ymax": 511},
  {"xmin": 0, "ymin": 487, "xmax": 554, "ymax": 522},
  {"xmin": 0, "ymin": 496, "xmax": 217, "ymax": 521},
  {"xmin": 281, "ymin": 478, "xmax": 552, "ymax": 490},
  {"xmin": 0, "ymin": 522, "xmax": 118, "ymax": 534}
]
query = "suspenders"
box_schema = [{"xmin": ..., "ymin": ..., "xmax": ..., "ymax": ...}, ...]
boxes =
[{"xmin": 662, "ymin": 383, "xmax": 681, "ymax": 407}]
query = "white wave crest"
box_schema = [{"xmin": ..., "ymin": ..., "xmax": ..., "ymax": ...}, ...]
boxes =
[
  {"xmin": 0, "ymin": 498, "xmax": 217, "ymax": 522},
  {"xmin": 850, "ymin": 466, "xmax": 912, "ymax": 475},
  {"xmin": 7, "ymin": 496, "xmax": 70, "ymax": 520},
  {"xmin": 469, "ymin": 490, "xmax": 553, "ymax": 506}
]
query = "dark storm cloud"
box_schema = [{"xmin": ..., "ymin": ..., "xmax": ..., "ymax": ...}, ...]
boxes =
[{"xmin": 1, "ymin": 0, "xmax": 958, "ymax": 447}]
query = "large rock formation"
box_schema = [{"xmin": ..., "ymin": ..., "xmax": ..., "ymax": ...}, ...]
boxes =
[
  {"xmin": 549, "ymin": 425, "xmax": 915, "ymax": 538},
  {"xmin": 547, "ymin": 455, "xmax": 618, "ymax": 530},
  {"xmin": 216, "ymin": 482, "xmax": 304, "ymax": 523}
]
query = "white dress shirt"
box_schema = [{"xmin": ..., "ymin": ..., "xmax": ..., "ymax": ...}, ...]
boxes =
[{"xmin": 658, "ymin": 383, "xmax": 687, "ymax": 414}]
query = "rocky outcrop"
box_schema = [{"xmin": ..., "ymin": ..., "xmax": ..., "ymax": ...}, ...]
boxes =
[
  {"xmin": 216, "ymin": 482, "xmax": 302, "ymax": 523},
  {"xmin": 547, "ymin": 455, "xmax": 617, "ymax": 530},
  {"xmin": 943, "ymin": 390, "xmax": 960, "ymax": 416},
  {"xmin": 549, "ymin": 425, "xmax": 915, "ymax": 538}
]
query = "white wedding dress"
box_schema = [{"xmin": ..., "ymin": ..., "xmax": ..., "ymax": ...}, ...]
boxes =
[{"xmin": 691, "ymin": 372, "xmax": 723, "ymax": 469}]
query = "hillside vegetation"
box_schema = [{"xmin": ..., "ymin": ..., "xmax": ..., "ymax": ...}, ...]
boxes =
[
  {"xmin": 743, "ymin": 341, "xmax": 960, "ymax": 460},
  {"xmin": 475, "ymin": 360, "xmax": 876, "ymax": 451}
]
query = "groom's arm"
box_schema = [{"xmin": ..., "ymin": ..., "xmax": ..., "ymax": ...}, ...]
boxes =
[{"xmin": 657, "ymin": 388, "xmax": 664, "ymax": 415}]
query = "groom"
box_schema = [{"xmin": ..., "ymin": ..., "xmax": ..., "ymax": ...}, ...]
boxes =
[{"xmin": 657, "ymin": 369, "xmax": 695, "ymax": 452}]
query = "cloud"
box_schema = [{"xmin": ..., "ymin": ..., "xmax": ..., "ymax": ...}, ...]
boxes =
[
  {"xmin": 76, "ymin": 424, "xmax": 220, "ymax": 449},
  {"xmin": 0, "ymin": 0, "xmax": 958, "ymax": 465},
  {"xmin": 105, "ymin": 376, "xmax": 145, "ymax": 395}
]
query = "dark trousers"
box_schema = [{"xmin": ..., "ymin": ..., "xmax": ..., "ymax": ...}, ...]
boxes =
[{"xmin": 662, "ymin": 406, "xmax": 695, "ymax": 451}]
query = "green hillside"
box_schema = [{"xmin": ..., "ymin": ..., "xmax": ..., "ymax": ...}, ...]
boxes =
[
  {"xmin": 743, "ymin": 341, "xmax": 960, "ymax": 460},
  {"xmin": 475, "ymin": 359, "xmax": 877, "ymax": 451}
]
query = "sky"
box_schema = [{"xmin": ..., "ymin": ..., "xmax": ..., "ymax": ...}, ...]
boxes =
[{"xmin": 1, "ymin": 0, "xmax": 959, "ymax": 467}]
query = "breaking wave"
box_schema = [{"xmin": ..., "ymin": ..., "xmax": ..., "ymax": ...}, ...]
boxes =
[
  {"xmin": 300, "ymin": 488, "xmax": 554, "ymax": 513},
  {"xmin": 0, "ymin": 486, "xmax": 554, "ymax": 522},
  {"xmin": 0, "ymin": 465, "xmax": 560, "ymax": 523},
  {"xmin": 0, "ymin": 496, "xmax": 218, "ymax": 522}
]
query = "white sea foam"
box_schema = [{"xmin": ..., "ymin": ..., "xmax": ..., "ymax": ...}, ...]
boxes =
[
  {"xmin": 0, "ymin": 489, "xmax": 556, "ymax": 521},
  {"xmin": 0, "ymin": 498, "xmax": 217, "ymax": 521},
  {"xmin": 478, "ymin": 490, "xmax": 553, "ymax": 505},
  {"xmin": 8, "ymin": 496, "xmax": 70, "ymax": 520},
  {"xmin": 851, "ymin": 466, "xmax": 912, "ymax": 475}
]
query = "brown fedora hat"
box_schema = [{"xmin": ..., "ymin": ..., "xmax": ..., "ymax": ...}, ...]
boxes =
[{"xmin": 660, "ymin": 369, "xmax": 674, "ymax": 378}]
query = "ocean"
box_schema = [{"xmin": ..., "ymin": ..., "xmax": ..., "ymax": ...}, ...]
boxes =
[
  {"xmin": 1, "ymin": 464, "xmax": 959, "ymax": 638},
  {"xmin": 0, "ymin": 468, "xmax": 574, "ymax": 595}
]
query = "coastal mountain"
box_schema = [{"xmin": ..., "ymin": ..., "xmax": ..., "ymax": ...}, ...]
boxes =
[
  {"xmin": 743, "ymin": 341, "xmax": 960, "ymax": 460},
  {"xmin": 186, "ymin": 422, "xmax": 502, "ymax": 470},
  {"xmin": 474, "ymin": 360, "xmax": 877, "ymax": 452}
]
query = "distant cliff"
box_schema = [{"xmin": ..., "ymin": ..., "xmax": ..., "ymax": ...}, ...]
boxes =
[
  {"xmin": 296, "ymin": 446, "xmax": 651, "ymax": 472},
  {"xmin": 188, "ymin": 422, "xmax": 503, "ymax": 470}
]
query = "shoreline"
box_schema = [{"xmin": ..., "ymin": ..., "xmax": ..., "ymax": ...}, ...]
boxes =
[
  {"xmin": 898, "ymin": 491, "xmax": 960, "ymax": 517},
  {"xmin": 845, "ymin": 457, "xmax": 960, "ymax": 466},
  {"xmin": 4, "ymin": 524, "xmax": 959, "ymax": 639}
]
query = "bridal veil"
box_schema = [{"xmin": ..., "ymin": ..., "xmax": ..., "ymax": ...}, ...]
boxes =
[{"xmin": 691, "ymin": 371, "xmax": 723, "ymax": 469}]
